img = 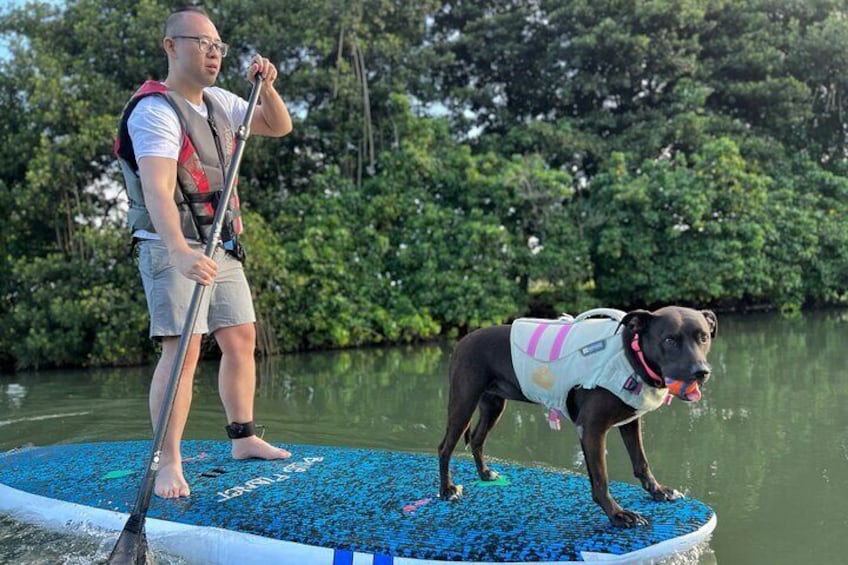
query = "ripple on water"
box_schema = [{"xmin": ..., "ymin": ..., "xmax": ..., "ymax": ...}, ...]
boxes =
[{"xmin": 0, "ymin": 515, "xmax": 189, "ymax": 565}]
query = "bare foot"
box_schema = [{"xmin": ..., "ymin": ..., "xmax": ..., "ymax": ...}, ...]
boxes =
[
  {"xmin": 231, "ymin": 435, "xmax": 291, "ymax": 460},
  {"xmin": 154, "ymin": 460, "xmax": 190, "ymax": 499}
]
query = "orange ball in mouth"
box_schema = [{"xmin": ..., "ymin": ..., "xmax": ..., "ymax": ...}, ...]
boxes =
[{"xmin": 665, "ymin": 378, "xmax": 702, "ymax": 402}]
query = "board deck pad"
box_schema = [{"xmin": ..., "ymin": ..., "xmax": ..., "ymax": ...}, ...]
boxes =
[{"xmin": 0, "ymin": 441, "xmax": 715, "ymax": 562}]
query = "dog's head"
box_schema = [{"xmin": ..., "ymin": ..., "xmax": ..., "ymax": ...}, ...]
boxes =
[{"xmin": 622, "ymin": 306, "xmax": 717, "ymax": 401}]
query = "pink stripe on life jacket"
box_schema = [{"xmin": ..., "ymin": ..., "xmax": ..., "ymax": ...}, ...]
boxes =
[
  {"xmin": 548, "ymin": 324, "xmax": 573, "ymax": 361},
  {"xmin": 526, "ymin": 323, "xmax": 549, "ymax": 357}
]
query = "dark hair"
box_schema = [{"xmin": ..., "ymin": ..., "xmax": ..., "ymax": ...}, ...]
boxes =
[{"xmin": 164, "ymin": 5, "xmax": 210, "ymax": 37}]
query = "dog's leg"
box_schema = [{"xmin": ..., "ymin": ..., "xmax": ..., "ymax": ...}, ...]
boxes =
[
  {"xmin": 468, "ymin": 393, "xmax": 506, "ymax": 481},
  {"xmin": 576, "ymin": 392, "xmax": 649, "ymax": 528},
  {"xmin": 580, "ymin": 423, "xmax": 647, "ymax": 527},
  {"xmin": 619, "ymin": 419, "xmax": 682, "ymax": 501},
  {"xmin": 439, "ymin": 325, "xmax": 513, "ymax": 502},
  {"xmin": 438, "ymin": 392, "xmax": 480, "ymax": 501}
]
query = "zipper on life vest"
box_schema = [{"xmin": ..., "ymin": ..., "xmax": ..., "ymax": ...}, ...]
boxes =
[
  {"xmin": 206, "ymin": 109, "xmax": 228, "ymax": 175},
  {"xmin": 205, "ymin": 101, "xmax": 233, "ymax": 243}
]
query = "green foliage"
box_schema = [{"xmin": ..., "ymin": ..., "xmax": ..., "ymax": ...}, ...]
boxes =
[
  {"xmin": 1, "ymin": 227, "xmax": 149, "ymax": 370},
  {"xmin": 778, "ymin": 160, "xmax": 848, "ymax": 307},
  {"xmin": 589, "ymin": 139, "xmax": 770, "ymax": 305},
  {"xmin": 363, "ymin": 121, "xmax": 519, "ymax": 331},
  {"xmin": 1, "ymin": 0, "xmax": 847, "ymax": 369}
]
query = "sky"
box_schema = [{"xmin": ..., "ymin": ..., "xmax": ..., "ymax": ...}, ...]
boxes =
[{"xmin": 1, "ymin": 0, "xmax": 64, "ymax": 61}]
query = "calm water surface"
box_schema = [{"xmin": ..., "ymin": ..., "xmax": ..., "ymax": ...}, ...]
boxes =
[{"xmin": 1, "ymin": 310, "xmax": 846, "ymax": 564}]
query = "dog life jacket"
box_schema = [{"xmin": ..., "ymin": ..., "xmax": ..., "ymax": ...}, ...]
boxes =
[
  {"xmin": 113, "ymin": 81, "xmax": 242, "ymax": 244},
  {"xmin": 510, "ymin": 310, "xmax": 667, "ymax": 428}
]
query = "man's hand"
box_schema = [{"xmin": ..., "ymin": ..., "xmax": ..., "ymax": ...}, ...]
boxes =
[
  {"xmin": 247, "ymin": 53, "xmax": 278, "ymax": 86},
  {"xmin": 245, "ymin": 53, "xmax": 292, "ymax": 137},
  {"xmin": 171, "ymin": 247, "xmax": 218, "ymax": 286}
]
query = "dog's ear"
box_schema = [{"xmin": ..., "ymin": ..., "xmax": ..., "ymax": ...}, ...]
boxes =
[
  {"xmin": 701, "ymin": 310, "xmax": 718, "ymax": 338},
  {"xmin": 622, "ymin": 309, "xmax": 654, "ymax": 333}
]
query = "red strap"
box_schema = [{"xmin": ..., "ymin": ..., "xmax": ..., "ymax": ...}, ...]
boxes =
[
  {"xmin": 135, "ymin": 80, "xmax": 168, "ymax": 96},
  {"xmin": 630, "ymin": 333, "xmax": 664, "ymax": 385},
  {"xmin": 178, "ymin": 136, "xmax": 214, "ymax": 216}
]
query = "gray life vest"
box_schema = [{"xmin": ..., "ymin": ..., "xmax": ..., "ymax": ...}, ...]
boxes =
[{"xmin": 114, "ymin": 81, "xmax": 243, "ymax": 244}]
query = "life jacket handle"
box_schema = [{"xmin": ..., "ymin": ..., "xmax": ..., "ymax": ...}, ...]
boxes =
[{"xmin": 573, "ymin": 308, "xmax": 626, "ymax": 323}]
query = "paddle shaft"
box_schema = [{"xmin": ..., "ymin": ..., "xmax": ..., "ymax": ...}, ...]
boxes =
[{"xmin": 107, "ymin": 74, "xmax": 264, "ymax": 565}]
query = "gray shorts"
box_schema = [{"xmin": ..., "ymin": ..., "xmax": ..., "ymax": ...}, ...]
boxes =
[{"xmin": 138, "ymin": 239, "xmax": 256, "ymax": 339}]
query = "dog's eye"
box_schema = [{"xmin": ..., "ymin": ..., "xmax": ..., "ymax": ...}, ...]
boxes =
[
  {"xmin": 698, "ymin": 333, "xmax": 709, "ymax": 344},
  {"xmin": 664, "ymin": 336, "xmax": 678, "ymax": 347}
]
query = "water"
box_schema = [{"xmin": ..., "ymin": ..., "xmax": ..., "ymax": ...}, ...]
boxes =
[{"xmin": 1, "ymin": 310, "xmax": 846, "ymax": 564}]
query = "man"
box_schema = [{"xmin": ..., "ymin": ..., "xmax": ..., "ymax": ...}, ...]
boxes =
[{"xmin": 115, "ymin": 6, "xmax": 293, "ymax": 498}]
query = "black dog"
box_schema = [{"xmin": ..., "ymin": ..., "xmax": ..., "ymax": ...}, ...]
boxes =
[{"xmin": 437, "ymin": 306, "xmax": 717, "ymax": 527}]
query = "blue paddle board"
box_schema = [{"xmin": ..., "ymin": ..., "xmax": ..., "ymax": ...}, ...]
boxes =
[{"xmin": 0, "ymin": 441, "xmax": 715, "ymax": 563}]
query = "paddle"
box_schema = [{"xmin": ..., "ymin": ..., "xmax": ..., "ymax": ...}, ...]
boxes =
[{"xmin": 107, "ymin": 73, "xmax": 264, "ymax": 565}]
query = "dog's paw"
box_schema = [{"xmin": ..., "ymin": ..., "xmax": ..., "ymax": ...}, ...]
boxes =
[
  {"xmin": 651, "ymin": 485, "xmax": 683, "ymax": 502},
  {"xmin": 480, "ymin": 469, "xmax": 500, "ymax": 481},
  {"xmin": 440, "ymin": 484, "xmax": 464, "ymax": 502},
  {"xmin": 610, "ymin": 509, "xmax": 649, "ymax": 528}
]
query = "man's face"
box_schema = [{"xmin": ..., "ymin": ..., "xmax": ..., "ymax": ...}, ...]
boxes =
[{"xmin": 165, "ymin": 13, "xmax": 222, "ymax": 88}]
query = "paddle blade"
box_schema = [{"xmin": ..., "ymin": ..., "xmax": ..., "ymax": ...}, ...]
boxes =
[{"xmin": 107, "ymin": 516, "xmax": 154, "ymax": 565}]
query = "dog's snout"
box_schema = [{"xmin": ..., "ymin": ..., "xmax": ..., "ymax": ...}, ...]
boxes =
[{"xmin": 691, "ymin": 364, "xmax": 711, "ymax": 382}]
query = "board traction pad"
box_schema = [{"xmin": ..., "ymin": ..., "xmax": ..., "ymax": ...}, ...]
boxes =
[{"xmin": 0, "ymin": 441, "xmax": 714, "ymax": 562}]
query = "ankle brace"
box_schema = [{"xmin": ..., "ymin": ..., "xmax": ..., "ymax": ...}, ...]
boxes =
[{"xmin": 225, "ymin": 421, "xmax": 256, "ymax": 439}]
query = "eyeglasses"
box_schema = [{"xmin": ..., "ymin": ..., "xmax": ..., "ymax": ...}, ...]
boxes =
[{"xmin": 172, "ymin": 35, "xmax": 229, "ymax": 58}]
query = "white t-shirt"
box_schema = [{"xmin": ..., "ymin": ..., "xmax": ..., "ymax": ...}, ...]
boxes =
[{"xmin": 126, "ymin": 84, "xmax": 248, "ymax": 239}]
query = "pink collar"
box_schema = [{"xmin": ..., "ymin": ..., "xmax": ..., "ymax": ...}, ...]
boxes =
[{"xmin": 630, "ymin": 333, "xmax": 664, "ymax": 385}]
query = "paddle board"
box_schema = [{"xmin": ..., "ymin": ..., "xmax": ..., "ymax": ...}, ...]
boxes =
[{"xmin": 0, "ymin": 441, "xmax": 715, "ymax": 563}]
